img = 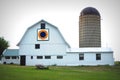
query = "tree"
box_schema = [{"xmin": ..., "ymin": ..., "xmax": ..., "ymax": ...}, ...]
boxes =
[{"xmin": 0, "ymin": 37, "xmax": 9, "ymax": 56}]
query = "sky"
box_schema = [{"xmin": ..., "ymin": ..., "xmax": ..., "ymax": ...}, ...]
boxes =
[{"xmin": 0, "ymin": 0, "xmax": 120, "ymax": 61}]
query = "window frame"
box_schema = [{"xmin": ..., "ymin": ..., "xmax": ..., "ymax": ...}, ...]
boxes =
[
  {"xmin": 37, "ymin": 56, "xmax": 43, "ymax": 59},
  {"xmin": 31, "ymin": 56, "xmax": 33, "ymax": 59},
  {"xmin": 96, "ymin": 53, "xmax": 101, "ymax": 60},
  {"xmin": 79, "ymin": 54, "xmax": 84, "ymax": 60},
  {"xmin": 12, "ymin": 56, "xmax": 17, "ymax": 59},
  {"xmin": 5, "ymin": 56, "xmax": 10, "ymax": 59},
  {"xmin": 41, "ymin": 23, "xmax": 45, "ymax": 29},
  {"xmin": 35, "ymin": 44, "xmax": 40, "ymax": 49},
  {"xmin": 45, "ymin": 56, "xmax": 51, "ymax": 59},
  {"xmin": 57, "ymin": 56, "xmax": 63, "ymax": 59}
]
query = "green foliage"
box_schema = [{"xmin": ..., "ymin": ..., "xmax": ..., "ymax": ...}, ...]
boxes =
[
  {"xmin": 115, "ymin": 61, "xmax": 120, "ymax": 66},
  {"xmin": 0, "ymin": 64, "xmax": 120, "ymax": 80},
  {"xmin": 0, "ymin": 37, "xmax": 9, "ymax": 56}
]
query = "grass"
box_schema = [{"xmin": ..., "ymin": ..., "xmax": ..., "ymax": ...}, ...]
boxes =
[{"xmin": 0, "ymin": 64, "xmax": 120, "ymax": 80}]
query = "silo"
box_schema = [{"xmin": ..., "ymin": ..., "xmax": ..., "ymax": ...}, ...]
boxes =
[{"xmin": 79, "ymin": 7, "xmax": 101, "ymax": 47}]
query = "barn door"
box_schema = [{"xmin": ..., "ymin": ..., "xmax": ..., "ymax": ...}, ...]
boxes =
[{"xmin": 20, "ymin": 55, "xmax": 26, "ymax": 66}]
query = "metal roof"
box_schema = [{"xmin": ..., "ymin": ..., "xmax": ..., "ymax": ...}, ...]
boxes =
[
  {"xmin": 2, "ymin": 49, "xmax": 19, "ymax": 56},
  {"xmin": 17, "ymin": 19, "xmax": 70, "ymax": 48},
  {"xmin": 80, "ymin": 7, "xmax": 100, "ymax": 16},
  {"xmin": 67, "ymin": 47, "xmax": 113, "ymax": 53}
]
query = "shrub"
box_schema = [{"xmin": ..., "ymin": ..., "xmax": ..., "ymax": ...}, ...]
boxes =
[
  {"xmin": 35, "ymin": 64, "xmax": 49, "ymax": 70},
  {"xmin": 10, "ymin": 62, "xmax": 14, "ymax": 64},
  {"xmin": 52, "ymin": 64, "xmax": 57, "ymax": 66},
  {"xmin": 115, "ymin": 61, "xmax": 120, "ymax": 66}
]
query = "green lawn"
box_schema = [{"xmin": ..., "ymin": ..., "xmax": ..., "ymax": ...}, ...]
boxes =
[{"xmin": 0, "ymin": 64, "xmax": 120, "ymax": 80}]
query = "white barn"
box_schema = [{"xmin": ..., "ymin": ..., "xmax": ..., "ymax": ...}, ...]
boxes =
[
  {"xmin": 17, "ymin": 20, "xmax": 70, "ymax": 66},
  {"xmin": 1, "ymin": 19, "xmax": 114, "ymax": 66},
  {"xmin": 1, "ymin": 7, "xmax": 115, "ymax": 66}
]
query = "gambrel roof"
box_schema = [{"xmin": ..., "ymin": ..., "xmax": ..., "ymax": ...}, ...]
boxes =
[{"xmin": 17, "ymin": 19, "xmax": 70, "ymax": 48}]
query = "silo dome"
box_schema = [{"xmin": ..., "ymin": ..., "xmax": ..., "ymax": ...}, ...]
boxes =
[{"xmin": 80, "ymin": 7, "xmax": 100, "ymax": 16}]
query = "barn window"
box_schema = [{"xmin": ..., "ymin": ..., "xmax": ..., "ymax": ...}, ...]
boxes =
[
  {"xmin": 35, "ymin": 44, "xmax": 40, "ymax": 49},
  {"xmin": 31, "ymin": 56, "xmax": 33, "ymax": 59},
  {"xmin": 12, "ymin": 56, "xmax": 17, "ymax": 59},
  {"xmin": 45, "ymin": 56, "xmax": 51, "ymax": 59},
  {"xmin": 57, "ymin": 56, "xmax": 63, "ymax": 59},
  {"xmin": 41, "ymin": 22, "xmax": 45, "ymax": 29},
  {"xmin": 37, "ymin": 56, "xmax": 43, "ymax": 59},
  {"xmin": 5, "ymin": 56, "xmax": 10, "ymax": 59},
  {"xmin": 96, "ymin": 54, "xmax": 101, "ymax": 60},
  {"xmin": 79, "ymin": 54, "xmax": 84, "ymax": 60}
]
